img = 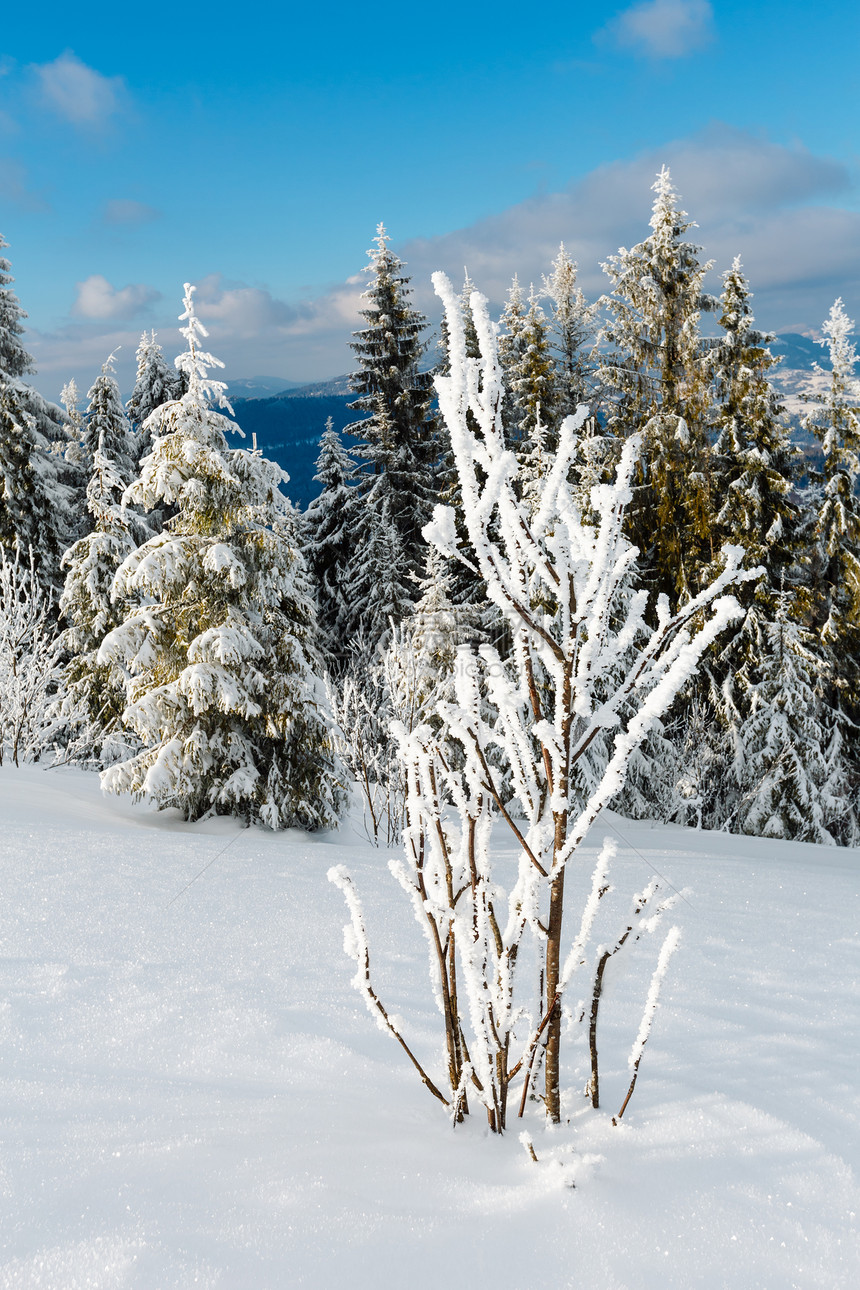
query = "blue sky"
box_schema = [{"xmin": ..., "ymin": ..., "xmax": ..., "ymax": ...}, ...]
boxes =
[{"xmin": 1, "ymin": 0, "xmax": 859, "ymax": 398}]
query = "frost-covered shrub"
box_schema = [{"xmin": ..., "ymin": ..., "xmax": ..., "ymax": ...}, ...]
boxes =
[{"xmin": 330, "ymin": 273, "xmax": 759, "ymax": 1133}]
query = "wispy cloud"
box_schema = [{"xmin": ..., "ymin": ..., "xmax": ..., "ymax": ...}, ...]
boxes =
[
  {"xmin": 72, "ymin": 275, "xmax": 160, "ymax": 320},
  {"xmin": 33, "ymin": 52, "xmax": 124, "ymax": 128},
  {"xmin": 598, "ymin": 0, "xmax": 715, "ymax": 59},
  {"xmin": 103, "ymin": 199, "xmax": 161, "ymax": 226}
]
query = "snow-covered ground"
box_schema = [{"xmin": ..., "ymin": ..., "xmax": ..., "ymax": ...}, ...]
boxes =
[{"xmin": 0, "ymin": 765, "xmax": 858, "ymax": 1289}]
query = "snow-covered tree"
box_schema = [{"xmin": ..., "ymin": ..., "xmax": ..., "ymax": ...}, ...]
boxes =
[
  {"xmin": 689, "ymin": 260, "xmax": 804, "ymax": 802},
  {"xmin": 59, "ymin": 379, "xmax": 87, "ymax": 468},
  {"xmin": 803, "ymin": 299, "xmax": 860, "ymax": 668},
  {"xmin": 126, "ymin": 330, "xmax": 186, "ymax": 467},
  {"xmin": 331, "ymin": 271, "xmax": 758, "ymax": 1131},
  {"xmin": 82, "ymin": 353, "xmax": 136, "ymax": 478},
  {"xmin": 733, "ymin": 596, "xmax": 842, "ymax": 844},
  {"xmin": 599, "ymin": 169, "xmax": 716, "ymax": 604},
  {"xmin": 798, "ymin": 299, "xmax": 860, "ymax": 838},
  {"xmin": 541, "ymin": 243, "xmax": 598, "ymax": 419},
  {"xmin": 342, "ymin": 226, "xmax": 437, "ymax": 648},
  {"xmin": 303, "ymin": 417, "xmax": 360, "ymax": 662},
  {"xmin": 99, "ymin": 285, "xmax": 344, "ymax": 830},
  {"xmin": 343, "ymin": 470, "xmax": 413, "ymax": 652},
  {"xmin": 508, "ymin": 286, "xmax": 558, "ymax": 449},
  {"xmin": 58, "ymin": 358, "xmax": 147, "ymax": 763},
  {"xmin": 497, "ymin": 275, "xmax": 528, "ymax": 448},
  {"xmin": 0, "ymin": 233, "xmax": 33, "ymax": 383},
  {"xmin": 0, "ymin": 233, "xmax": 78, "ymax": 590},
  {"xmin": 709, "ymin": 259, "xmax": 801, "ymax": 585}
]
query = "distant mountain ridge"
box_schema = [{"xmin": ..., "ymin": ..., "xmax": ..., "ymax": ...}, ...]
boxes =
[
  {"xmin": 226, "ymin": 376, "xmax": 305, "ymax": 399},
  {"xmin": 225, "ymin": 376, "xmax": 361, "ymax": 508}
]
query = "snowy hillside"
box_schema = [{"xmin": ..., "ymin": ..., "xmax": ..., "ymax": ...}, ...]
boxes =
[{"xmin": 1, "ymin": 766, "xmax": 857, "ymax": 1289}]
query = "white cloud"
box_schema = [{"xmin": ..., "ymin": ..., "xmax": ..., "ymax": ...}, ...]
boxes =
[
  {"xmin": 34, "ymin": 52, "xmax": 123, "ymax": 127},
  {"xmin": 385, "ymin": 126, "xmax": 859, "ymax": 333},
  {"xmin": 72, "ymin": 275, "xmax": 161, "ymax": 320},
  {"xmin": 103, "ymin": 199, "xmax": 161, "ymax": 226},
  {"xmin": 193, "ymin": 275, "xmax": 299, "ymax": 335},
  {"xmin": 599, "ymin": 0, "xmax": 715, "ymax": 59},
  {"xmin": 190, "ymin": 272, "xmax": 365, "ymax": 351}
]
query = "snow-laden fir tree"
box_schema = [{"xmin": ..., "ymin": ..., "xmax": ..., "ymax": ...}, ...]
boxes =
[
  {"xmin": 81, "ymin": 352, "xmax": 136, "ymax": 479},
  {"xmin": 386, "ymin": 544, "xmax": 480, "ymax": 724},
  {"xmin": 497, "ymin": 275, "xmax": 528, "ymax": 448},
  {"xmin": 507, "ymin": 287, "xmax": 559, "ymax": 494},
  {"xmin": 709, "ymin": 259, "xmax": 801, "ymax": 589},
  {"xmin": 599, "ymin": 169, "xmax": 716, "ymax": 605},
  {"xmin": 58, "ymin": 356, "xmax": 147, "ymax": 762},
  {"xmin": 99, "ymin": 285, "xmax": 344, "ymax": 829},
  {"xmin": 344, "ymin": 460, "xmax": 413, "ymax": 652},
  {"xmin": 126, "ymin": 330, "xmax": 186, "ymax": 469},
  {"xmin": 802, "ymin": 299, "xmax": 860, "ymax": 837},
  {"xmin": 733, "ymin": 589, "xmax": 842, "ymax": 844},
  {"xmin": 303, "ymin": 417, "xmax": 360, "ymax": 662},
  {"xmin": 341, "ymin": 226, "xmax": 437, "ymax": 650},
  {"xmin": 541, "ymin": 243, "xmax": 598, "ymax": 420},
  {"xmin": 0, "ymin": 232, "xmax": 79, "ymax": 590},
  {"xmin": 693, "ymin": 258, "xmax": 807, "ymax": 819},
  {"xmin": 803, "ymin": 299, "xmax": 860, "ymax": 673},
  {"xmin": 59, "ymin": 379, "xmax": 87, "ymax": 469}
]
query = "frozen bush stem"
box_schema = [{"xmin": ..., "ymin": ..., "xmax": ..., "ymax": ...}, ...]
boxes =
[
  {"xmin": 327, "ymin": 865, "xmax": 449, "ymax": 1106},
  {"xmin": 614, "ymin": 925, "xmax": 681, "ymax": 1122}
]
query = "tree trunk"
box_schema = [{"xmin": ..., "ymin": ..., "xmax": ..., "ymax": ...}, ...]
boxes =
[{"xmin": 544, "ymin": 866, "xmax": 566, "ymax": 1122}]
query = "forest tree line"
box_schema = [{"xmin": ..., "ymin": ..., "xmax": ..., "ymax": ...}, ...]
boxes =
[{"xmin": 0, "ymin": 168, "xmax": 858, "ymax": 845}]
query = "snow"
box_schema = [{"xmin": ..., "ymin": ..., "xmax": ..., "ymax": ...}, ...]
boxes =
[{"xmin": 1, "ymin": 764, "xmax": 859, "ymax": 1288}]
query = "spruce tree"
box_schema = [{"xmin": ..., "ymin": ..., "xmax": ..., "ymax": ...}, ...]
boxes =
[
  {"xmin": 803, "ymin": 299, "xmax": 860, "ymax": 653},
  {"xmin": 0, "ymin": 233, "xmax": 33, "ymax": 382},
  {"xmin": 344, "ymin": 402, "xmax": 415, "ymax": 651},
  {"xmin": 710, "ymin": 259, "xmax": 801, "ymax": 584},
  {"xmin": 303, "ymin": 417, "xmax": 360, "ymax": 661},
  {"xmin": 541, "ymin": 243, "xmax": 598, "ymax": 420},
  {"xmin": 81, "ymin": 352, "xmax": 136, "ymax": 477},
  {"xmin": 508, "ymin": 286, "xmax": 559, "ymax": 473},
  {"xmin": 342, "ymin": 226, "xmax": 437, "ymax": 648},
  {"xmin": 704, "ymin": 259, "xmax": 806, "ymax": 761},
  {"xmin": 497, "ymin": 276, "xmax": 528, "ymax": 449},
  {"xmin": 599, "ymin": 169, "xmax": 716, "ymax": 605},
  {"xmin": 802, "ymin": 299, "xmax": 860, "ymax": 833},
  {"xmin": 127, "ymin": 330, "xmax": 186, "ymax": 468},
  {"xmin": 60, "ymin": 380, "xmax": 87, "ymax": 469},
  {"xmin": 734, "ymin": 597, "xmax": 840, "ymax": 845},
  {"xmin": 0, "ymin": 232, "xmax": 78, "ymax": 589},
  {"xmin": 58, "ymin": 358, "xmax": 146, "ymax": 761},
  {"xmin": 100, "ymin": 285, "xmax": 344, "ymax": 829}
]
